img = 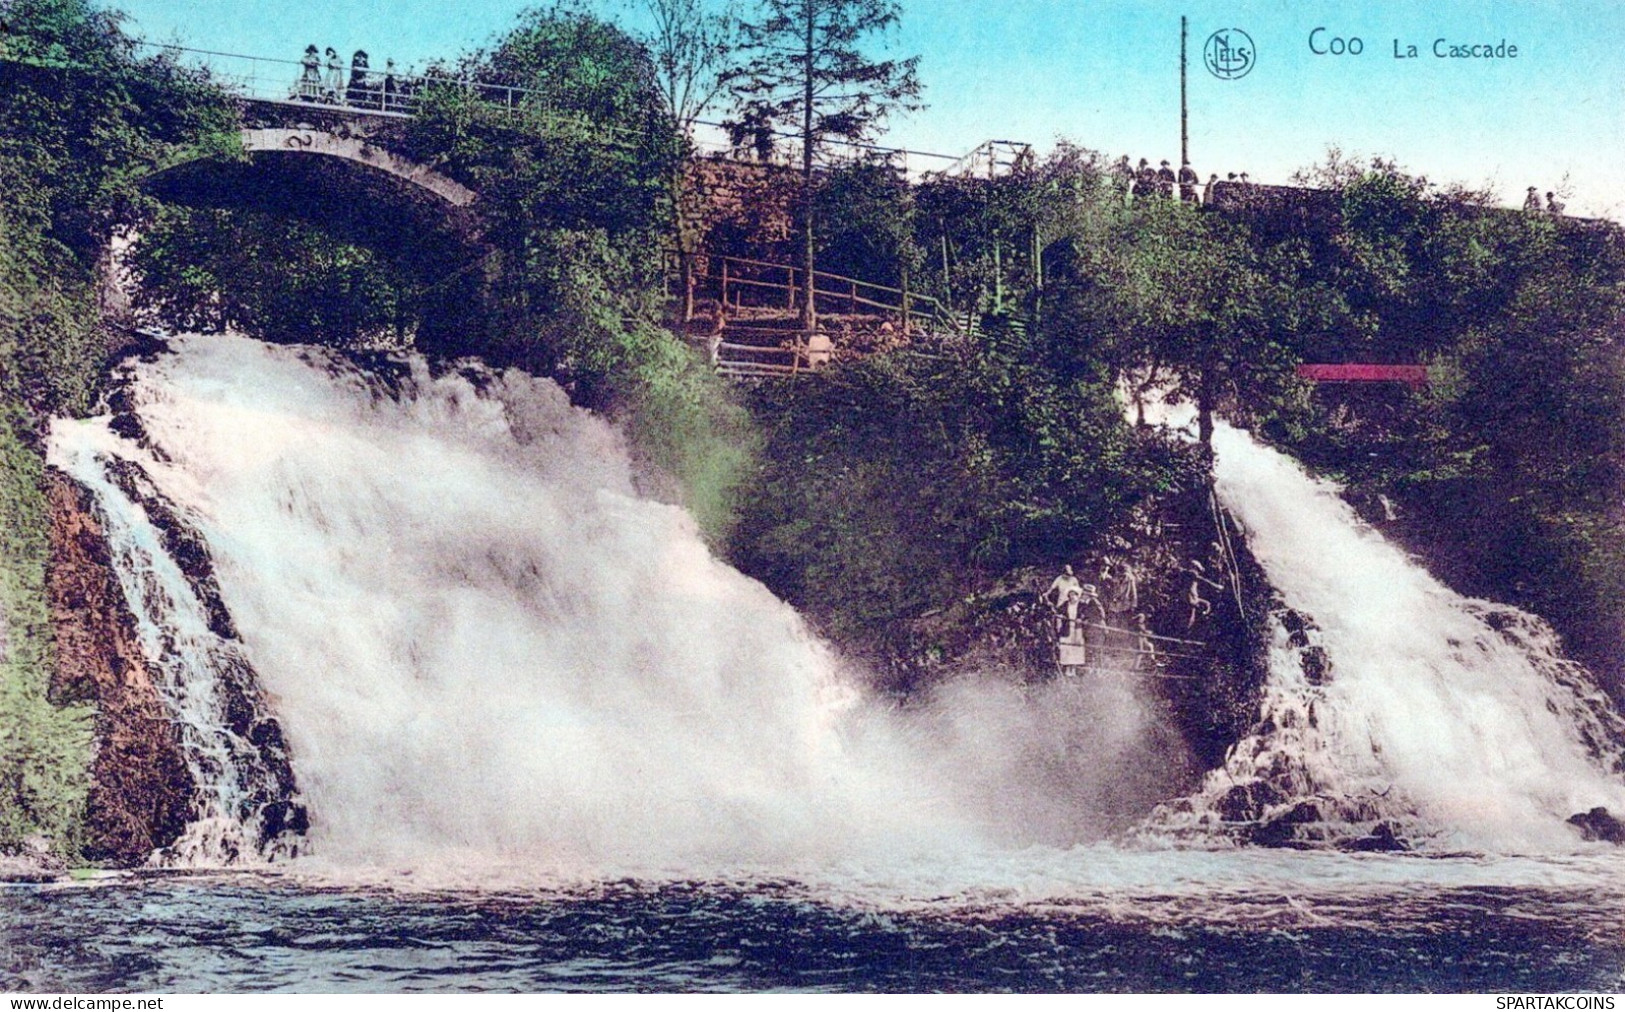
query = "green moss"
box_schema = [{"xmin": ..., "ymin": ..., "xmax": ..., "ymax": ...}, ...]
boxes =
[{"xmin": 0, "ymin": 417, "xmax": 93, "ymax": 855}]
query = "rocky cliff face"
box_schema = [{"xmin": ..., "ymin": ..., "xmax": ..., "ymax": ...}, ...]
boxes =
[
  {"xmin": 886, "ymin": 480, "xmax": 1273, "ymax": 770},
  {"xmin": 45, "ymin": 469, "xmax": 193, "ymax": 865}
]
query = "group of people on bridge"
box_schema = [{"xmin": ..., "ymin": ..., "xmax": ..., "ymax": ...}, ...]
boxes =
[
  {"xmin": 1039, "ymin": 562, "xmax": 1168, "ymax": 678},
  {"xmin": 292, "ymin": 46, "xmax": 407, "ymax": 112},
  {"xmin": 1524, "ymin": 187, "xmax": 1568, "ymax": 216},
  {"xmin": 1112, "ymin": 155, "xmax": 1247, "ymax": 207},
  {"xmin": 1038, "ymin": 546, "xmax": 1228, "ymax": 679}
]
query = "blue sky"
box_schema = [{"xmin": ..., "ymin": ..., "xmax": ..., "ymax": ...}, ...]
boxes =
[{"xmin": 114, "ymin": 0, "xmax": 1625, "ymax": 220}]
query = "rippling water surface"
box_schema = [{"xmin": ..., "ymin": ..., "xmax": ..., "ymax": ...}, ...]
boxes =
[{"xmin": 8, "ymin": 852, "xmax": 1625, "ymax": 992}]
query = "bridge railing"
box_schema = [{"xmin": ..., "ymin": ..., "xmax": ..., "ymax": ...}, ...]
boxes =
[{"xmin": 133, "ymin": 42, "xmax": 582, "ymax": 124}]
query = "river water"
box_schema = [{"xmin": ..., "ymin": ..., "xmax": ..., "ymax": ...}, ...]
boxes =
[
  {"xmin": 8, "ymin": 852, "xmax": 1625, "ymax": 992},
  {"xmin": 20, "ymin": 335, "xmax": 1625, "ymax": 992}
]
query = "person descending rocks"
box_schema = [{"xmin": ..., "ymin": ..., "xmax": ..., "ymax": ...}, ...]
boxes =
[
  {"xmin": 1187, "ymin": 558, "xmax": 1224, "ymax": 628},
  {"xmin": 1133, "ymin": 612, "xmax": 1162, "ymax": 671},
  {"xmin": 1103, "ymin": 557, "xmax": 1139, "ymax": 616},
  {"xmin": 1053, "ymin": 588, "xmax": 1089, "ymax": 676}
]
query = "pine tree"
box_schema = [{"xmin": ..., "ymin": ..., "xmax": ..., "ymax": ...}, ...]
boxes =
[{"xmin": 729, "ymin": 0, "xmax": 921, "ymax": 332}]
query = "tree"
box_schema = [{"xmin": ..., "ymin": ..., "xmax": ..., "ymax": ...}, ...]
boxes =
[
  {"xmin": 811, "ymin": 154, "xmax": 919, "ymax": 289},
  {"xmin": 629, "ymin": 0, "xmax": 741, "ymax": 320},
  {"xmin": 729, "ymin": 0, "xmax": 921, "ymax": 332},
  {"xmin": 639, "ymin": 0, "xmax": 740, "ymax": 136}
]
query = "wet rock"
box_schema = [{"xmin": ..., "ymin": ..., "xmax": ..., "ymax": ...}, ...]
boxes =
[
  {"xmin": 1279, "ymin": 608, "xmax": 1314, "ymax": 649},
  {"xmin": 1249, "ymin": 800, "xmax": 1323, "ymax": 848},
  {"xmin": 1215, "ymin": 779, "xmax": 1285, "ymax": 823},
  {"xmin": 1341, "ymin": 821, "xmax": 1409, "ymax": 852},
  {"xmin": 0, "ymin": 838, "xmax": 67, "ymax": 883},
  {"xmin": 1567, "ymin": 806, "xmax": 1625, "ymax": 844},
  {"xmin": 46, "ymin": 470, "xmax": 195, "ymax": 865},
  {"xmin": 1300, "ymin": 645, "xmax": 1330, "ymax": 685}
]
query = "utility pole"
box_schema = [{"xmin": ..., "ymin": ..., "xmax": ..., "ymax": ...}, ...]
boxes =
[{"xmin": 1180, "ymin": 15, "xmax": 1189, "ymax": 169}]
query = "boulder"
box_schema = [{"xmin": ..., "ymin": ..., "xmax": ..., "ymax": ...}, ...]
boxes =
[{"xmin": 1567, "ymin": 806, "xmax": 1625, "ymax": 844}]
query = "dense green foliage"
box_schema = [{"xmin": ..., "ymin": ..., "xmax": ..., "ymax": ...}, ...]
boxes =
[
  {"xmin": 733, "ymin": 322, "xmax": 1200, "ymax": 647},
  {"xmin": 130, "ymin": 203, "xmax": 414, "ymax": 346},
  {"xmin": 0, "ymin": 224, "xmax": 95, "ymax": 856},
  {"xmin": 809, "ymin": 156, "xmax": 920, "ymax": 290},
  {"xmin": 0, "ymin": 0, "xmax": 236, "ymax": 268}
]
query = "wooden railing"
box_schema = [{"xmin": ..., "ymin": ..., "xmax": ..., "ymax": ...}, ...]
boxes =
[
  {"xmin": 677, "ymin": 252, "xmax": 965, "ymax": 337},
  {"xmin": 707, "ymin": 326, "xmax": 838, "ymax": 379},
  {"xmin": 712, "ymin": 342, "xmax": 807, "ymax": 379}
]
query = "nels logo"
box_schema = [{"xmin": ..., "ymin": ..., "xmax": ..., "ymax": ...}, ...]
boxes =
[{"xmin": 1204, "ymin": 28, "xmax": 1255, "ymax": 80}]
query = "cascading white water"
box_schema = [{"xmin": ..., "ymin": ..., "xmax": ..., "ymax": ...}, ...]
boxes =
[
  {"xmin": 50, "ymin": 428, "xmax": 305, "ymax": 865},
  {"xmin": 48, "ymin": 334, "xmax": 1182, "ymax": 873},
  {"xmin": 1152, "ymin": 420, "xmax": 1625, "ymax": 852},
  {"xmin": 49, "ymin": 335, "xmax": 1625, "ymax": 872}
]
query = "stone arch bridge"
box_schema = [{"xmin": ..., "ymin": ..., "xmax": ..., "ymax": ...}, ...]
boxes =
[{"xmin": 235, "ymin": 126, "xmax": 475, "ymax": 207}]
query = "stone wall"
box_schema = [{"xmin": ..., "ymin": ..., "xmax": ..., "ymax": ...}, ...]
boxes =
[{"xmin": 681, "ymin": 156, "xmax": 800, "ymax": 265}]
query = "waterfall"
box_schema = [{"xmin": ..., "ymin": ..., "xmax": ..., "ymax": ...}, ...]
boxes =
[
  {"xmin": 49, "ymin": 334, "xmax": 1191, "ymax": 871},
  {"xmin": 1145, "ymin": 420, "xmax": 1625, "ymax": 852},
  {"xmin": 50, "ymin": 335, "xmax": 1625, "ymax": 869}
]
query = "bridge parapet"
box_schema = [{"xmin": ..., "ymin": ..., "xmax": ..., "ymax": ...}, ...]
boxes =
[{"xmin": 237, "ymin": 128, "xmax": 476, "ymax": 207}]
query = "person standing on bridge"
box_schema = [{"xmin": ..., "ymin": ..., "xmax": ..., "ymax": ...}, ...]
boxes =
[
  {"xmin": 1156, "ymin": 160, "xmax": 1176, "ymax": 198},
  {"xmin": 382, "ymin": 59, "xmax": 399, "ymax": 112},
  {"xmin": 323, "ymin": 47, "xmax": 343, "ymax": 104},
  {"xmin": 1112, "ymin": 155, "xmax": 1134, "ymax": 200},
  {"xmin": 1178, "ymin": 160, "xmax": 1199, "ymax": 203},
  {"xmin": 1041, "ymin": 565, "xmax": 1082, "ymax": 609},
  {"xmin": 347, "ymin": 50, "xmax": 376, "ymax": 109},
  {"xmin": 293, "ymin": 45, "xmax": 322, "ymax": 102},
  {"xmin": 1134, "ymin": 159, "xmax": 1155, "ymax": 201},
  {"xmin": 1053, "ymin": 588, "xmax": 1089, "ymax": 677}
]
